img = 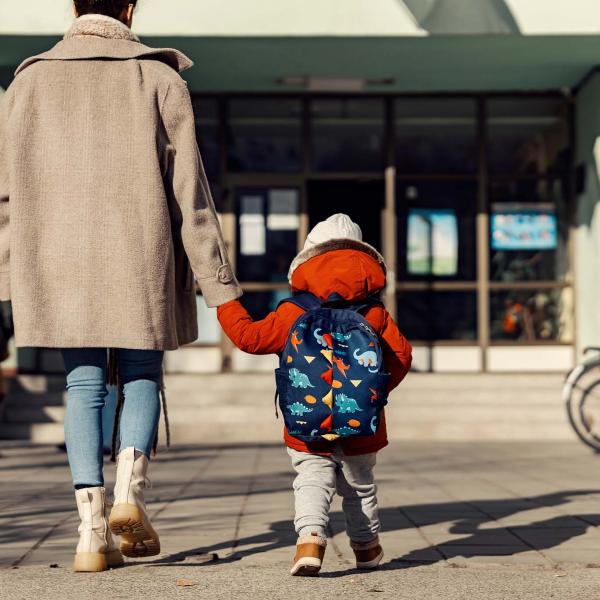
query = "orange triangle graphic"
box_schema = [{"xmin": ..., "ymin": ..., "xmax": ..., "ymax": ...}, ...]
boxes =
[
  {"xmin": 304, "ymin": 356, "xmax": 315, "ymax": 364},
  {"xmin": 320, "ymin": 414, "xmax": 333, "ymax": 431},
  {"xmin": 322, "ymin": 390, "xmax": 333, "ymax": 409},
  {"xmin": 321, "ymin": 433, "xmax": 340, "ymax": 442},
  {"xmin": 320, "ymin": 369, "xmax": 333, "ymax": 385},
  {"xmin": 351, "ymin": 379, "xmax": 362, "ymax": 387}
]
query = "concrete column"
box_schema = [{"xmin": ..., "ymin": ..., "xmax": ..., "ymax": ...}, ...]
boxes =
[{"xmin": 574, "ymin": 73, "xmax": 600, "ymax": 359}]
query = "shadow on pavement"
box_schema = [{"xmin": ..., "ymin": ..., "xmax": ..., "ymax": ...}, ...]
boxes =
[{"xmin": 151, "ymin": 490, "xmax": 600, "ymax": 571}]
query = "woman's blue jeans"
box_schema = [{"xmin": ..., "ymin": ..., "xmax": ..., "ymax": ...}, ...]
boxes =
[{"xmin": 62, "ymin": 348, "xmax": 164, "ymax": 487}]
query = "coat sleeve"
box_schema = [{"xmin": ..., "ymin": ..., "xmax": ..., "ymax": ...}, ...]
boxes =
[
  {"xmin": 378, "ymin": 309, "xmax": 412, "ymax": 392},
  {"xmin": 217, "ymin": 299, "xmax": 302, "ymax": 355},
  {"xmin": 161, "ymin": 78, "xmax": 241, "ymax": 307},
  {"xmin": 0, "ymin": 92, "xmax": 10, "ymax": 301}
]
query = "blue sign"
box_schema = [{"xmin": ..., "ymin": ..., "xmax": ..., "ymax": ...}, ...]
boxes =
[{"xmin": 491, "ymin": 205, "xmax": 557, "ymax": 251}]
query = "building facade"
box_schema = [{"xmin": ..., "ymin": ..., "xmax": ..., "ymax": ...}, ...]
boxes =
[{"xmin": 2, "ymin": 0, "xmax": 600, "ymax": 373}]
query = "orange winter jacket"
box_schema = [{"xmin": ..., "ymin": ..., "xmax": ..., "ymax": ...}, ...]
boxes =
[{"xmin": 217, "ymin": 249, "xmax": 413, "ymax": 455}]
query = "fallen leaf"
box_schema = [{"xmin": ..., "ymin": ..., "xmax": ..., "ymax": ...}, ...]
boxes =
[
  {"xmin": 176, "ymin": 579, "xmax": 199, "ymax": 587},
  {"xmin": 554, "ymin": 572, "xmax": 567, "ymax": 578}
]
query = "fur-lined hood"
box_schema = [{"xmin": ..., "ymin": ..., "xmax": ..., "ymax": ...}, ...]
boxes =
[
  {"xmin": 288, "ymin": 238, "xmax": 386, "ymax": 283},
  {"xmin": 15, "ymin": 14, "xmax": 192, "ymax": 76}
]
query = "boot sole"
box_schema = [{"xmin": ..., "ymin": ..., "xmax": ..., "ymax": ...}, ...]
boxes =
[
  {"xmin": 291, "ymin": 557, "xmax": 322, "ymax": 577},
  {"xmin": 356, "ymin": 550, "xmax": 384, "ymax": 570},
  {"xmin": 109, "ymin": 504, "xmax": 160, "ymax": 558},
  {"xmin": 73, "ymin": 550, "xmax": 123, "ymax": 572}
]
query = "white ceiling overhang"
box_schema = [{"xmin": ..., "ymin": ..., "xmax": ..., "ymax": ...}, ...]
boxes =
[{"xmin": 1, "ymin": 0, "xmax": 600, "ymax": 37}]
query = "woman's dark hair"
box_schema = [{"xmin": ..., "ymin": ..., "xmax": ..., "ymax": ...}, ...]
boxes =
[{"xmin": 74, "ymin": 0, "xmax": 138, "ymax": 19}]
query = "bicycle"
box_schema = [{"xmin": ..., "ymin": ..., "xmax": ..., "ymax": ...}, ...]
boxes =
[{"xmin": 564, "ymin": 347, "xmax": 600, "ymax": 452}]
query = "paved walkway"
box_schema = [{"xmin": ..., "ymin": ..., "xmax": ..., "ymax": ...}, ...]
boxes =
[{"xmin": 2, "ymin": 441, "xmax": 600, "ymax": 599}]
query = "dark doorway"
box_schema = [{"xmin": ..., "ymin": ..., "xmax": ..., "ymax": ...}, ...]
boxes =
[{"xmin": 306, "ymin": 180, "xmax": 384, "ymax": 252}]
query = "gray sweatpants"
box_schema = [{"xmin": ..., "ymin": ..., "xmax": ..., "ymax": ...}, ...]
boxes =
[{"xmin": 288, "ymin": 447, "xmax": 380, "ymax": 543}]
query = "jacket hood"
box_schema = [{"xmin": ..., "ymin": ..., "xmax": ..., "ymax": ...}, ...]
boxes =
[
  {"xmin": 291, "ymin": 249, "xmax": 386, "ymax": 303},
  {"xmin": 15, "ymin": 14, "xmax": 193, "ymax": 76},
  {"xmin": 288, "ymin": 238, "xmax": 386, "ymax": 283}
]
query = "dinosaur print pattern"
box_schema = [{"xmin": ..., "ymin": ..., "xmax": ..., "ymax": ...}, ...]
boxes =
[
  {"xmin": 370, "ymin": 416, "xmax": 378, "ymax": 434},
  {"xmin": 332, "ymin": 332, "xmax": 352, "ymax": 342},
  {"xmin": 276, "ymin": 293, "xmax": 389, "ymax": 442},
  {"xmin": 353, "ymin": 348, "xmax": 379, "ymax": 373},
  {"xmin": 332, "ymin": 355, "xmax": 350, "ymax": 378},
  {"xmin": 289, "ymin": 368, "xmax": 315, "ymax": 389},
  {"xmin": 291, "ymin": 330, "xmax": 303, "ymax": 353},
  {"xmin": 314, "ymin": 329, "xmax": 333, "ymax": 349},
  {"xmin": 334, "ymin": 426, "xmax": 360, "ymax": 436},
  {"xmin": 335, "ymin": 393, "xmax": 363, "ymax": 413},
  {"xmin": 287, "ymin": 402, "xmax": 314, "ymax": 416}
]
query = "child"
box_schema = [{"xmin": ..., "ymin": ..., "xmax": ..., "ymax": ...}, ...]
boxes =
[{"xmin": 218, "ymin": 214, "xmax": 412, "ymax": 576}]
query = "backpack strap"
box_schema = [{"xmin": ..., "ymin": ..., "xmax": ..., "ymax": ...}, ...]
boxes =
[
  {"xmin": 322, "ymin": 292, "xmax": 383, "ymax": 314},
  {"xmin": 278, "ymin": 291, "xmax": 322, "ymax": 312}
]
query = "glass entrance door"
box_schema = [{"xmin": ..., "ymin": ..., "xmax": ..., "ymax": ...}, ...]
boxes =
[{"xmin": 233, "ymin": 186, "xmax": 301, "ymax": 319}]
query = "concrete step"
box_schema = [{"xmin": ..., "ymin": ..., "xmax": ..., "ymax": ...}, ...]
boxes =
[
  {"xmin": 0, "ymin": 372, "xmax": 576, "ymax": 444},
  {"xmin": 0, "ymin": 422, "xmax": 64, "ymax": 444},
  {"xmin": 3, "ymin": 405, "xmax": 65, "ymax": 424}
]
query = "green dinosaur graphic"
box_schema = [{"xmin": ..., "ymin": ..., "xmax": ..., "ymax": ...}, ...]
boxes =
[
  {"xmin": 335, "ymin": 393, "xmax": 363, "ymax": 414},
  {"xmin": 287, "ymin": 402, "xmax": 314, "ymax": 416},
  {"xmin": 335, "ymin": 426, "xmax": 360, "ymax": 436},
  {"xmin": 289, "ymin": 368, "xmax": 315, "ymax": 389}
]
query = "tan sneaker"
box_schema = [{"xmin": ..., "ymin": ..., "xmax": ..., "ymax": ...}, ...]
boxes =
[
  {"xmin": 351, "ymin": 536, "xmax": 384, "ymax": 569},
  {"xmin": 74, "ymin": 487, "xmax": 124, "ymax": 572},
  {"xmin": 291, "ymin": 532, "xmax": 327, "ymax": 576},
  {"xmin": 109, "ymin": 447, "xmax": 160, "ymax": 558}
]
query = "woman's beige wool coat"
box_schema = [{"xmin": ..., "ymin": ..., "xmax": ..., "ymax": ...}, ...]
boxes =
[{"xmin": 0, "ymin": 15, "xmax": 241, "ymax": 350}]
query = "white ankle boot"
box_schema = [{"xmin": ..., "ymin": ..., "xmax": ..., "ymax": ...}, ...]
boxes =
[
  {"xmin": 74, "ymin": 487, "xmax": 123, "ymax": 572},
  {"xmin": 109, "ymin": 447, "xmax": 160, "ymax": 558}
]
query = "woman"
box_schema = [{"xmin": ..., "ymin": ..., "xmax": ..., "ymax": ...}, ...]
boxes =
[{"xmin": 0, "ymin": 1, "xmax": 241, "ymax": 572}]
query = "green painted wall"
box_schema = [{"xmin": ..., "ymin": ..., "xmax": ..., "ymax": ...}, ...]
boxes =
[
  {"xmin": 2, "ymin": 35, "xmax": 600, "ymax": 93},
  {"xmin": 575, "ymin": 73, "xmax": 600, "ymax": 357}
]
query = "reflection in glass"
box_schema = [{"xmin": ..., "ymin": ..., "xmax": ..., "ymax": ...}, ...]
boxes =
[
  {"xmin": 395, "ymin": 98, "xmax": 477, "ymax": 174},
  {"xmin": 397, "ymin": 182, "xmax": 476, "ymax": 281},
  {"xmin": 487, "ymin": 98, "xmax": 569, "ymax": 175},
  {"xmin": 491, "ymin": 204, "xmax": 557, "ymax": 251},
  {"xmin": 396, "ymin": 291, "xmax": 477, "ymax": 341},
  {"xmin": 228, "ymin": 99, "xmax": 302, "ymax": 173},
  {"xmin": 489, "ymin": 178, "xmax": 569, "ymax": 282},
  {"xmin": 407, "ymin": 209, "xmax": 459, "ymax": 276},
  {"xmin": 311, "ymin": 99, "xmax": 384, "ymax": 172},
  {"xmin": 490, "ymin": 289, "xmax": 571, "ymax": 342},
  {"xmin": 240, "ymin": 291, "xmax": 288, "ymax": 321},
  {"xmin": 195, "ymin": 295, "xmax": 220, "ymax": 345},
  {"xmin": 236, "ymin": 188, "xmax": 299, "ymax": 283}
]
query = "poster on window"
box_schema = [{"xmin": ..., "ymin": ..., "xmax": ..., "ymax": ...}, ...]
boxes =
[
  {"xmin": 407, "ymin": 208, "xmax": 458, "ymax": 276},
  {"xmin": 491, "ymin": 203, "xmax": 557, "ymax": 251}
]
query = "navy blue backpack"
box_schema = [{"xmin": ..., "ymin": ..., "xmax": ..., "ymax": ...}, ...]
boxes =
[{"xmin": 275, "ymin": 292, "xmax": 390, "ymax": 443}]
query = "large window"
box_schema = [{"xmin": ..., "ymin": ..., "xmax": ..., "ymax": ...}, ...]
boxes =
[
  {"xmin": 190, "ymin": 93, "xmax": 574, "ymax": 360},
  {"xmin": 486, "ymin": 97, "xmax": 572, "ymax": 344},
  {"xmin": 311, "ymin": 99, "xmax": 385, "ymax": 172},
  {"xmin": 227, "ymin": 99, "xmax": 302, "ymax": 173},
  {"xmin": 395, "ymin": 98, "xmax": 478, "ymax": 175}
]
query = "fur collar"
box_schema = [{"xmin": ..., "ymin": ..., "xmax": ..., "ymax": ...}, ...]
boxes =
[
  {"xmin": 15, "ymin": 19, "xmax": 193, "ymax": 76},
  {"xmin": 287, "ymin": 238, "xmax": 387, "ymax": 283},
  {"xmin": 65, "ymin": 14, "xmax": 140, "ymax": 43}
]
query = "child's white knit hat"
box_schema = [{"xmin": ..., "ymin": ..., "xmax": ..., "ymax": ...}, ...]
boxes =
[{"xmin": 288, "ymin": 213, "xmax": 386, "ymax": 282}]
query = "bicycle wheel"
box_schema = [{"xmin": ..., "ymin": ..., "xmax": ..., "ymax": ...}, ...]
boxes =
[{"xmin": 564, "ymin": 359, "xmax": 600, "ymax": 451}]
